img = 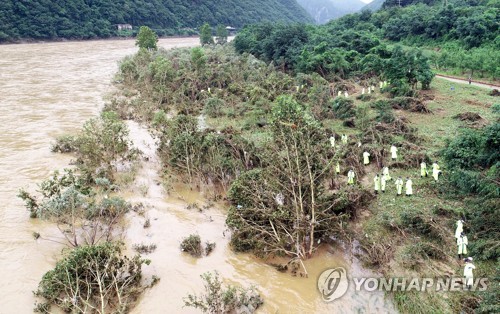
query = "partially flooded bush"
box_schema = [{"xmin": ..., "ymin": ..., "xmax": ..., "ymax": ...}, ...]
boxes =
[
  {"xmin": 34, "ymin": 242, "xmax": 151, "ymax": 313},
  {"xmin": 50, "ymin": 111, "xmax": 134, "ymax": 182},
  {"xmin": 184, "ymin": 271, "xmax": 263, "ymax": 313},
  {"xmin": 205, "ymin": 241, "xmax": 216, "ymax": 256},
  {"xmin": 180, "ymin": 234, "xmax": 203, "ymax": 257},
  {"xmin": 18, "ymin": 169, "xmax": 131, "ymax": 246},
  {"xmin": 133, "ymin": 243, "xmax": 157, "ymax": 254},
  {"xmin": 51, "ymin": 135, "xmax": 78, "ymax": 153}
]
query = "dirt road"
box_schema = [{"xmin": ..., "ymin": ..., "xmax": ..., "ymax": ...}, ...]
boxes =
[{"xmin": 435, "ymin": 74, "xmax": 499, "ymax": 90}]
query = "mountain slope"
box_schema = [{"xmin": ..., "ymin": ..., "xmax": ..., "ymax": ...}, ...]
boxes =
[
  {"xmin": 297, "ymin": 0, "xmax": 365, "ymax": 24},
  {"xmin": 0, "ymin": 0, "xmax": 312, "ymax": 42}
]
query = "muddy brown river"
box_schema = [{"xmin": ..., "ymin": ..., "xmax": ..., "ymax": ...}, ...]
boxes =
[{"xmin": 0, "ymin": 38, "xmax": 396, "ymax": 313}]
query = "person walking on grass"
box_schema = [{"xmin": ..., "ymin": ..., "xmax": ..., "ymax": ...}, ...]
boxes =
[
  {"xmin": 383, "ymin": 166, "xmax": 391, "ymax": 181},
  {"xmin": 405, "ymin": 177, "xmax": 413, "ymax": 196},
  {"xmin": 463, "ymin": 258, "xmax": 476, "ymax": 290},
  {"xmin": 341, "ymin": 134, "xmax": 348, "ymax": 144},
  {"xmin": 374, "ymin": 174, "xmax": 380, "ymax": 194},
  {"xmin": 421, "ymin": 161, "xmax": 428, "ymax": 177},
  {"xmin": 455, "ymin": 219, "xmax": 464, "ymax": 240},
  {"xmin": 335, "ymin": 161, "xmax": 340, "ymax": 175},
  {"xmin": 432, "ymin": 161, "xmax": 441, "ymax": 181},
  {"xmin": 457, "ymin": 232, "xmax": 468, "ymax": 260},
  {"xmin": 395, "ymin": 177, "xmax": 403, "ymax": 196},
  {"xmin": 348, "ymin": 169, "xmax": 355, "ymax": 185},
  {"xmin": 363, "ymin": 151, "xmax": 370, "ymax": 165},
  {"xmin": 329, "ymin": 135, "xmax": 335, "ymax": 148},
  {"xmin": 390, "ymin": 144, "xmax": 398, "ymax": 161},
  {"xmin": 381, "ymin": 173, "xmax": 387, "ymax": 193}
]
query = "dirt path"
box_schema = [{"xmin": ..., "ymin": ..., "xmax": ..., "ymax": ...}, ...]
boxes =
[{"xmin": 435, "ymin": 74, "xmax": 499, "ymax": 90}]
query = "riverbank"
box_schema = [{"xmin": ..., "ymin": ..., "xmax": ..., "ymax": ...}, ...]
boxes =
[{"xmin": 0, "ymin": 35, "xmax": 200, "ymax": 45}]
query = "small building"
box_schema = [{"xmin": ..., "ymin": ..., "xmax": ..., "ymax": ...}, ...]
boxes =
[
  {"xmin": 226, "ymin": 26, "xmax": 237, "ymax": 35},
  {"xmin": 117, "ymin": 24, "xmax": 133, "ymax": 31}
]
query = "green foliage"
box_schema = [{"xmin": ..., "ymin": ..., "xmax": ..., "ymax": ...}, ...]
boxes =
[
  {"xmin": 442, "ymin": 121, "xmax": 499, "ymax": 260},
  {"xmin": 235, "ymin": 23, "xmax": 435, "ymax": 89},
  {"xmin": 373, "ymin": 100, "xmax": 395, "ymax": 123},
  {"xmin": 183, "ymin": 271, "xmax": 263, "ymax": 313},
  {"xmin": 475, "ymin": 264, "xmax": 500, "ymax": 313},
  {"xmin": 199, "ymin": 23, "xmax": 214, "ymax": 46},
  {"xmin": 226, "ymin": 96, "xmax": 350, "ymax": 259},
  {"xmin": 216, "ymin": 25, "xmax": 228, "ymax": 45},
  {"xmin": 0, "ymin": 0, "xmax": 311, "ymax": 42},
  {"xmin": 159, "ymin": 114, "xmax": 253, "ymax": 190},
  {"xmin": 34, "ymin": 242, "xmax": 149, "ymax": 313},
  {"xmin": 191, "ymin": 47, "xmax": 207, "ymax": 71},
  {"xmin": 332, "ymin": 97, "xmax": 356, "ymax": 119},
  {"xmin": 136, "ymin": 26, "xmax": 158, "ymax": 50},
  {"xmin": 76, "ymin": 111, "xmax": 132, "ymax": 180},
  {"xmin": 204, "ymin": 98, "xmax": 225, "ymax": 118}
]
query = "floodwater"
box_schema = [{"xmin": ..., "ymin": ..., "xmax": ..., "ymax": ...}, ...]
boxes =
[{"xmin": 0, "ymin": 38, "xmax": 396, "ymax": 313}]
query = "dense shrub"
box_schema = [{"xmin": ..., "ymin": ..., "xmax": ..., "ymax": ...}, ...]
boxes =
[
  {"xmin": 331, "ymin": 97, "xmax": 356, "ymax": 119},
  {"xmin": 34, "ymin": 243, "xmax": 150, "ymax": 313}
]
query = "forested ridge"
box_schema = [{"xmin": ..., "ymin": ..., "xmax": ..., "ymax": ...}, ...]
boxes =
[
  {"xmin": 0, "ymin": 0, "xmax": 312, "ymax": 42},
  {"xmin": 234, "ymin": 0, "xmax": 499, "ymax": 81}
]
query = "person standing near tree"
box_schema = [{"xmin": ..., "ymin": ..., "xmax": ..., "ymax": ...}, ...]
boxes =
[
  {"xmin": 348, "ymin": 169, "xmax": 355, "ymax": 185},
  {"xmin": 468, "ymin": 76, "xmax": 472, "ymax": 85},
  {"xmin": 390, "ymin": 144, "xmax": 398, "ymax": 161},
  {"xmin": 363, "ymin": 151, "xmax": 370, "ymax": 165},
  {"xmin": 395, "ymin": 177, "xmax": 403, "ymax": 196}
]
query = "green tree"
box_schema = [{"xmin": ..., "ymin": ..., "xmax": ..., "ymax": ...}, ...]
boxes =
[
  {"xmin": 199, "ymin": 23, "xmax": 214, "ymax": 46},
  {"xmin": 215, "ymin": 24, "xmax": 228, "ymax": 44},
  {"xmin": 136, "ymin": 26, "xmax": 158, "ymax": 50}
]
